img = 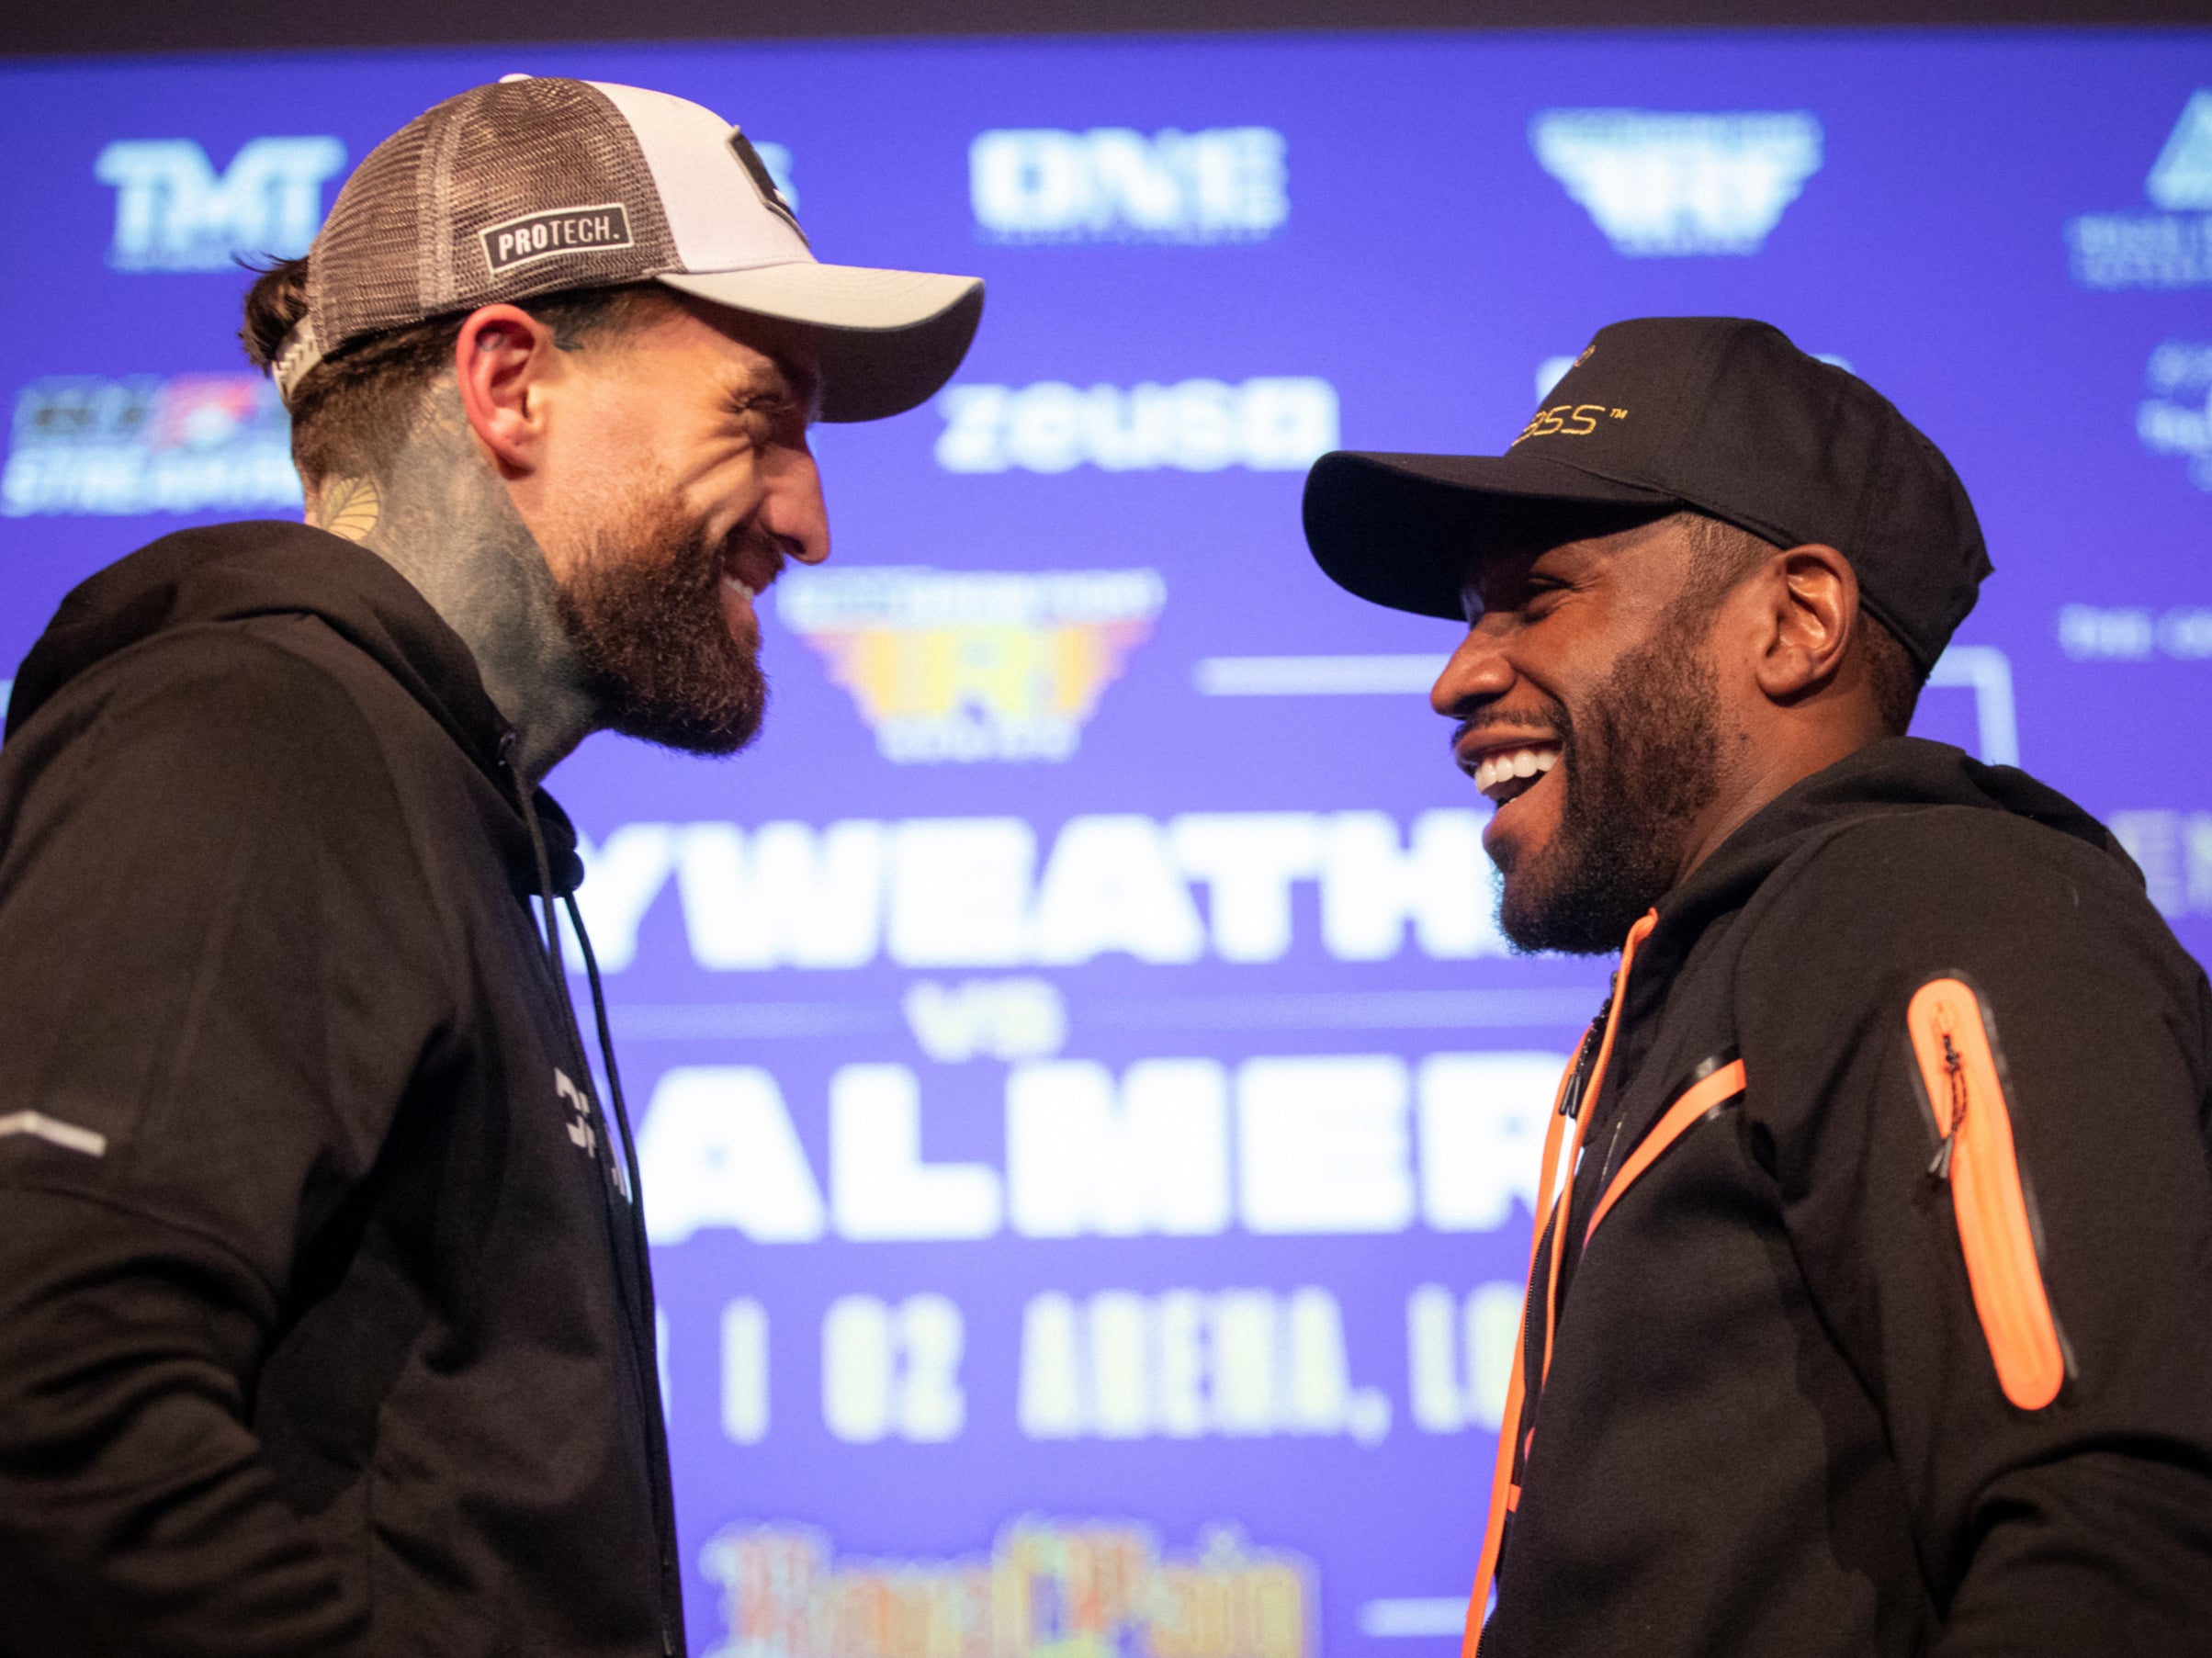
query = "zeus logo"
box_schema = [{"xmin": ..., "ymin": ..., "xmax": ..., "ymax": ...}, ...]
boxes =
[
  {"xmin": 936, "ymin": 378, "xmax": 1337, "ymax": 474},
  {"xmin": 970, "ymin": 128, "xmax": 1287, "ymax": 243},
  {"xmin": 1530, "ymin": 109, "xmax": 1823, "ymax": 256},
  {"xmin": 96, "ymin": 137, "xmax": 345, "ymax": 271}
]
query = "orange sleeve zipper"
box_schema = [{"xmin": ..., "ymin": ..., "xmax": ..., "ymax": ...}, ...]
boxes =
[{"xmin": 1906, "ymin": 976, "xmax": 2070, "ymax": 1413}]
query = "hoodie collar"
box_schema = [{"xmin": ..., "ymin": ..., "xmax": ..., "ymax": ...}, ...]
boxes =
[
  {"xmin": 10, "ymin": 519, "xmax": 583, "ymax": 895},
  {"xmin": 1626, "ymin": 735, "xmax": 2130, "ymax": 999}
]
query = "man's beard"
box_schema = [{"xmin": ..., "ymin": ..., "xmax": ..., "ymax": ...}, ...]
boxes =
[
  {"xmin": 1495, "ymin": 615, "xmax": 1724, "ymax": 955},
  {"xmin": 553, "ymin": 495, "xmax": 768, "ymax": 756}
]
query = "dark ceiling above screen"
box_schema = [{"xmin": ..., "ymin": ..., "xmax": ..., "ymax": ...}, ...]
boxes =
[{"xmin": 5, "ymin": 0, "xmax": 2207, "ymax": 56}]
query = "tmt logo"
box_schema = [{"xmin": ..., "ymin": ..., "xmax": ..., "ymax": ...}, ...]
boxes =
[
  {"xmin": 1530, "ymin": 109, "xmax": 1823, "ymax": 256},
  {"xmin": 775, "ymin": 566, "xmax": 1163, "ymax": 763},
  {"xmin": 970, "ymin": 127, "xmax": 1288, "ymax": 243},
  {"xmin": 96, "ymin": 137, "xmax": 346, "ymax": 271}
]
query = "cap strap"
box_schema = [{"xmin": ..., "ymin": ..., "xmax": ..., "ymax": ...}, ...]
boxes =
[{"xmin": 272, "ymin": 317, "xmax": 324, "ymax": 407}]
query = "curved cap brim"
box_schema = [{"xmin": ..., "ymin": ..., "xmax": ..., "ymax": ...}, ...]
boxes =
[
  {"xmin": 659, "ymin": 263, "xmax": 984, "ymax": 423},
  {"xmin": 1302, "ymin": 449, "xmax": 1676, "ymax": 621}
]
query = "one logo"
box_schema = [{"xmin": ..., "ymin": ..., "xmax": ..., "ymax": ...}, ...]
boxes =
[
  {"xmin": 3, "ymin": 374, "xmax": 299, "ymax": 518},
  {"xmin": 97, "ymin": 136, "xmax": 345, "ymax": 272},
  {"xmin": 1530, "ymin": 108, "xmax": 1823, "ymax": 256},
  {"xmin": 728, "ymin": 130, "xmax": 805, "ymax": 241},
  {"xmin": 699, "ymin": 1518, "xmax": 1315, "ymax": 1658},
  {"xmin": 480, "ymin": 204, "xmax": 635, "ymax": 274},
  {"xmin": 2137, "ymin": 339, "xmax": 2212, "ymax": 491},
  {"xmin": 970, "ymin": 127, "xmax": 1288, "ymax": 244},
  {"xmin": 2066, "ymin": 91, "xmax": 2212, "ymax": 290},
  {"xmin": 776, "ymin": 566, "xmax": 1164, "ymax": 763},
  {"xmin": 935, "ymin": 377, "xmax": 1338, "ymax": 474}
]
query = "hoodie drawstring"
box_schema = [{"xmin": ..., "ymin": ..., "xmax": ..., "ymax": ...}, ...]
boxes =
[
  {"xmin": 565, "ymin": 892, "xmax": 646, "ymax": 1220},
  {"xmin": 1465, "ymin": 908, "xmax": 1658, "ymax": 1658},
  {"xmin": 502, "ymin": 740, "xmax": 677, "ymax": 1655}
]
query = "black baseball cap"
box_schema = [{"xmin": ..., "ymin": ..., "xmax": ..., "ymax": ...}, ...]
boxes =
[{"xmin": 1302, "ymin": 317, "xmax": 1990, "ymax": 671}]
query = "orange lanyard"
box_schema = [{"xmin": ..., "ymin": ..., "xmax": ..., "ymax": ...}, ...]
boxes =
[{"xmin": 1462, "ymin": 909, "xmax": 1655, "ymax": 1658}]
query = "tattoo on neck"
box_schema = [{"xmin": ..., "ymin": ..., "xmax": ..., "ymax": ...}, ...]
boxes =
[{"xmin": 315, "ymin": 476, "xmax": 382, "ymax": 543}]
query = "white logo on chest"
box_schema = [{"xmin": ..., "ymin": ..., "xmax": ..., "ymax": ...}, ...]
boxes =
[{"xmin": 556, "ymin": 1066, "xmax": 597, "ymax": 1158}]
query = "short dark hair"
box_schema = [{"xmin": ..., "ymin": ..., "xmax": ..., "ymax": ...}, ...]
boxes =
[
  {"xmin": 240, "ymin": 257, "xmax": 679, "ymax": 487},
  {"xmin": 1675, "ymin": 510, "xmax": 1926, "ymax": 737}
]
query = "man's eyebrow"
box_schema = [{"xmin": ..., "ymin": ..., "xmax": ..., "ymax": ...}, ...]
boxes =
[
  {"xmin": 771, "ymin": 357, "xmax": 822, "ymax": 419},
  {"xmin": 728, "ymin": 357, "xmax": 819, "ymax": 419}
]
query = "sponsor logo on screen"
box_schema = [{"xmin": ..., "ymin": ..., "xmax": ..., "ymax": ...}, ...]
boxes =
[
  {"xmin": 936, "ymin": 377, "xmax": 1337, "ymax": 474},
  {"xmin": 2105, "ymin": 810, "xmax": 2212, "ymax": 919},
  {"xmin": 2059, "ymin": 602, "xmax": 2212, "ymax": 662},
  {"xmin": 4, "ymin": 373, "xmax": 299, "ymax": 517},
  {"xmin": 2066, "ymin": 91, "xmax": 2212, "ymax": 289},
  {"xmin": 775, "ymin": 567, "xmax": 1163, "ymax": 763},
  {"xmin": 97, "ymin": 137, "xmax": 345, "ymax": 271},
  {"xmin": 1529, "ymin": 108, "xmax": 1823, "ymax": 256},
  {"xmin": 2135, "ymin": 339, "xmax": 2212, "ymax": 489},
  {"xmin": 971, "ymin": 127, "xmax": 1288, "ymax": 243},
  {"xmin": 699, "ymin": 1518, "xmax": 1312, "ymax": 1658}
]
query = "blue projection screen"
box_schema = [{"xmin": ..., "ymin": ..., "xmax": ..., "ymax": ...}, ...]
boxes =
[{"xmin": 4, "ymin": 28, "xmax": 2210, "ymax": 1658}]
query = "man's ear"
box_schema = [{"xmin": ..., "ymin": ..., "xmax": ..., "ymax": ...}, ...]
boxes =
[
  {"xmin": 454, "ymin": 304, "xmax": 562, "ymax": 479},
  {"xmin": 1751, "ymin": 543, "xmax": 1859, "ymax": 705}
]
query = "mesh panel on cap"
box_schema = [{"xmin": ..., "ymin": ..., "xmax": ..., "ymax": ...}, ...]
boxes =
[
  {"xmin": 308, "ymin": 106, "xmax": 437, "ymax": 346},
  {"xmin": 308, "ymin": 79, "xmax": 681, "ymax": 356}
]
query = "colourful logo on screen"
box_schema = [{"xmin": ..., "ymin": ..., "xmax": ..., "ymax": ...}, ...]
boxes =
[
  {"xmin": 2065, "ymin": 90, "xmax": 2212, "ymax": 290},
  {"xmin": 775, "ymin": 567, "xmax": 1164, "ymax": 764},
  {"xmin": 3, "ymin": 374, "xmax": 300, "ymax": 518},
  {"xmin": 699, "ymin": 1518, "xmax": 1313, "ymax": 1658},
  {"xmin": 1529, "ymin": 108, "xmax": 1823, "ymax": 256},
  {"xmin": 97, "ymin": 137, "xmax": 345, "ymax": 272}
]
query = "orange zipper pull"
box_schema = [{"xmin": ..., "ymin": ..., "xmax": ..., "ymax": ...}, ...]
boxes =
[{"xmin": 1928, "ymin": 1011, "xmax": 1969, "ymax": 1181}]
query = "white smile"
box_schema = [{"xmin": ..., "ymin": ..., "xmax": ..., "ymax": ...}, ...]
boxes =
[
  {"xmin": 1473, "ymin": 745, "xmax": 1560, "ymax": 804},
  {"xmin": 722, "ymin": 575, "xmax": 757, "ymax": 603}
]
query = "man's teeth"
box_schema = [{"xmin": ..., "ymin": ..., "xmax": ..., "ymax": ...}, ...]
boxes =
[
  {"xmin": 1474, "ymin": 746, "xmax": 1559, "ymax": 799},
  {"xmin": 722, "ymin": 574, "xmax": 756, "ymax": 602}
]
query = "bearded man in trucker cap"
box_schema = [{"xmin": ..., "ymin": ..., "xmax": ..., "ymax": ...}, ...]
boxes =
[
  {"xmin": 1304, "ymin": 318, "xmax": 2212, "ymax": 1656},
  {"xmin": 0, "ymin": 78, "xmax": 980, "ymax": 1656}
]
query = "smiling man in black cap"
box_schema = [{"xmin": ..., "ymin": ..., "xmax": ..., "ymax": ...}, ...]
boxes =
[{"xmin": 1305, "ymin": 317, "xmax": 2212, "ymax": 1656}]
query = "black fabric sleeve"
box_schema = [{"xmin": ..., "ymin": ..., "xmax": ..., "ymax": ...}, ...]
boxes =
[
  {"xmin": 0, "ymin": 626, "xmax": 452, "ymax": 1656},
  {"xmin": 1733, "ymin": 808, "xmax": 2212, "ymax": 1656}
]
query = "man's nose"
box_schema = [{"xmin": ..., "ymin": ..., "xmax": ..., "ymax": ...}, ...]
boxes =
[
  {"xmin": 1430, "ymin": 624, "xmax": 1513, "ymax": 717},
  {"xmin": 759, "ymin": 442, "xmax": 830, "ymax": 565}
]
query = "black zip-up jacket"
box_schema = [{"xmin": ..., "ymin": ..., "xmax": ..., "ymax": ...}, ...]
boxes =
[
  {"xmin": 1480, "ymin": 738, "xmax": 2212, "ymax": 1655},
  {"xmin": 0, "ymin": 522, "xmax": 683, "ymax": 1656}
]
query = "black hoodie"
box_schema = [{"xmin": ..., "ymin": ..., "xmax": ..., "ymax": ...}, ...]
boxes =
[
  {"xmin": 0, "ymin": 522, "xmax": 683, "ymax": 1656},
  {"xmin": 1478, "ymin": 738, "xmax": 2212, "ymax": 1656}
]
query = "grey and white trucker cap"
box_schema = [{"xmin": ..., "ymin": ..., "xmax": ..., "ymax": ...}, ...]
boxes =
[{"xmin": 272, "ymin": 75, "xmax": 984, "ymax": 422}]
